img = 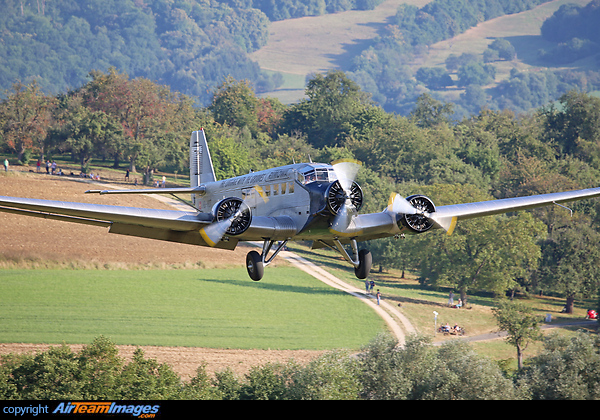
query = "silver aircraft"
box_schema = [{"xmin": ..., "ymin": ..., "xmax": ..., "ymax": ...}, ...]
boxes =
[{"xmin": 1, "ymin": 129, "xmax": 600, "ymax": 281}]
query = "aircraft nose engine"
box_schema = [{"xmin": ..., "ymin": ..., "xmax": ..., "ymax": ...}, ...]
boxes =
[{"xmin": 326, "ymin": 180, "xmax": 363, "ymax": 215}]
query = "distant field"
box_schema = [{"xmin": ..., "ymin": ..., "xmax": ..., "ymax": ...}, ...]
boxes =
[
  {"xmin": 413, "ymin": 0, "xmax": 595, "ymax": 102},
  {"xmin": 0, "ymin": 267, "xmax": 386, "ymax": 350},
  {"xmin": 251, "ymin": 0, "xmax": 595, "ymax": 104},
  {"xmin": 249, "ymin": 0, "xmax": 431, "ymax": 102}
]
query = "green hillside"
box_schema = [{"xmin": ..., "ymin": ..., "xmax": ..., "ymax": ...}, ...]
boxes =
[
  {"xmin": 3, "ymin": 0, "xmax": 600, "ymax": 116},
  {"xmin": 0, "ymin": 0, "xmax": 387, "ymax": 105},
  {"xmin": 252, "ymin": 0, "xmax": 600, "ymax": 117}
]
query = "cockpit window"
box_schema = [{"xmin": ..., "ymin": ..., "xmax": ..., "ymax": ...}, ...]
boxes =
[{"xmin": 298, "ymin": 167, "xmax": 336, "ymax": 185}]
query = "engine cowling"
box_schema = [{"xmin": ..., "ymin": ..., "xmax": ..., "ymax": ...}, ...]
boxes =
[
  {"xmin": 212, "ymin": 197, "xmax": 252, "ymax": 236},
  {"xmin": 398, "ymin": 194, "xmax": 436, "ymax": 233},
  {"xmin": 326, "ymin": 180, "xmax": 363, "ymax": 215}
]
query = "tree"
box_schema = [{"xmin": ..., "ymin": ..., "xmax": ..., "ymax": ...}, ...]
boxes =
[
  {"xmin": 415, "ymin": 67, "xmax": 453, "ymax": 90},
  {"xmin": 409, "ymin": 93, "xmax": 454, "ymax": 128},
  {"xmin": 77, "ymin": 336, "xmax": 124, "ymax": 400},
  {"xmin": 457, "ymin": 62, "xmax": 495, "ymax": 87},
  {"xmin": 412, "ymin": 184, "xmax": 547, "ymax": 306},
  {"xmin": 543, "ymin": 91, "xmax": 600, "ymax": 162},
  {"xmin": 0, "ymin": 81, "xmax": 55, "ymax": 163},
  {"xmin": 8, "ymin": 345, "xmax": 82, "ymax": 399},
  {"xmin": 287, "ymin": 350, "xmax": 361, "ymax": 400},
  {"xmin": 117, "ymin": 348, "xmax": 181, "ymax": 399},
  {"xmin": 358, "ymin": 333, "xmax": 516, "ymax": 399},
  {"xmin": 492, "ymin": 299, "xmax": 543, "ymax": 370},
  {"xmin": 280, "ymin": 70, "xmax": 373, "ymax": 148},
  {"xmin": 81, "ymin": 68, "xmax": 197, "ymax": 177},
  {"xmin": 209, "ymin": 76, "xmax": 259, "ymax": 134},
  {"xmin": 487, "ymin": 38, "xmax": 516, "ymax": 61},
  {"xmin": 536, "ymin": 217, "xmax": 600, "ymax": 313},
  {"xmin": 518, "ymin": 331, "xmax": 600, "ymax": 399}
]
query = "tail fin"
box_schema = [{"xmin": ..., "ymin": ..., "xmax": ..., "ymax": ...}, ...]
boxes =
[{"xmin": 190, "ymin": 129, "xmax": 216, "ymax": 208}]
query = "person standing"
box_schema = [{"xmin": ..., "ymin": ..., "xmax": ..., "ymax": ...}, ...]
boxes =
[
  {"xmin": 365, "ymin": 279, "xmax": 370, "ymax": 294},
  {"xmin": 448, "ymin": 291, "xmax": 455, "ymax": 307},
  {"xmin": 376, "ymin": 289, "xmax": 381, "ymax": 305},
  {"xmin": 369, "ymin": 279, "xmax": 375, "ymax": 294},
  {"xmin": 3, "ymin": 158, "xmax": 8, "ymax": 172}
]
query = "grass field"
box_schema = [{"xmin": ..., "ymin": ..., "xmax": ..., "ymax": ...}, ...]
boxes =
[
  {"xmin": 0, "ymin": 266, "xmax": 386, "ymax": 350},
  {"xmin": 285, "ymin": 243, "xmax": 598, "ymax": 340}
]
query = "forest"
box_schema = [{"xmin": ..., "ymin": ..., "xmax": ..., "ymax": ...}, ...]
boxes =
[
  {"xmin": 2, "ymin": 68, "xmax": 600, "ymax": 315},
  {"xmin": 348, "ymin": 0, "xmax": 600, "ymax": 116},
  {"xmin": 2, "ymin": 0, "xmax": 600, "ymax": 118},
  {"xmin": 0, "ymin": 0, "xmax": 384, "ymax": 106}
]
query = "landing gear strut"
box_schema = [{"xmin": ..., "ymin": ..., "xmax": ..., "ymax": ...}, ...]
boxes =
[
  {"xmin": 332, "ymin": 238, "xmax": 372, "ymax": 279},
  {"xmin": 246, "ymin": 239, "xmax": 289, "ymax": 281}
]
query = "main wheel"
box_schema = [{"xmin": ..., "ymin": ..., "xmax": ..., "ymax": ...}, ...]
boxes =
[
  {"xmin": 246, "ymin": 250, "xmax": 264, "ymax": 281},
  {"xmin": 354, "ymin": 249, "xmax": 372, "ymax": 279}
]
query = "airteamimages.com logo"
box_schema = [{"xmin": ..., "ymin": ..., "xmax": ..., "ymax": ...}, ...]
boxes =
[{"xmin": 2, "ymin": 402, "xmax": 161, "ymax": 418}]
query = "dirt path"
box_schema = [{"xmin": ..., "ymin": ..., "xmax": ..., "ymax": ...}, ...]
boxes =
[{"xmin": 281, "ymin": 251, "xmax": 415, "ymax": 346}]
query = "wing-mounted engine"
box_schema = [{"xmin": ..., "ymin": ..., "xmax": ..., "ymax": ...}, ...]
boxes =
[
  {"xmin": 212, "ymin": 197, "xmax": 252, "ymax": 236},
  {"xmin": 397, "ymin": 194, "xmax": 436, "ymax": 233}
]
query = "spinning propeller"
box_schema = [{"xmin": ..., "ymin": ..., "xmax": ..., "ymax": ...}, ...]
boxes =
[
  {"xmin": 328, "ymin": 159, "xmax": 363, "ymax": 235},
  {"xmin": 387, "ymin": 193, "xmax": 456, "ymax": 235},
  {"xmin": 199, "ymin": 186, "xmax": 268, "ymax": 247}
]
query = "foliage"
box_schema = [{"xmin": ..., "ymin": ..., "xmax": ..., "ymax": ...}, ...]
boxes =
[
  {"xmin": 0, "ymin": 0, "xmax": 278, "ymax": 105},
  {"xmin": 537, "ymin": 217, "xmax": 600, "ymax": 313},
  {"xmin": 280, "ymin": 70, "xmax": 373, "ymax": 148},
  {"xmin": 0, "ymin": 81, "xmax": 55, "ymax": 162},
  {"xmin": 0, "ymin": 333, "xmax": 533, "ymax": 400},
  {"xmin": 251, "ymin": 0, "xmax": 384, "ymax": 21},
  {"xmin": 540, "ymin": 0, "xmax": 600, "ymax": 45},
  {"xmin": 345, "ymin": 0, "xmax": 565, "ymax": 115},
  {"xmin": 492, "ymin": 299, "xmax": 543, "ymax": 370},
  {"xmin": 2, "ymin": 330, "xmax": 598, "ymax": 400},
  {"xmin": 516, "ymin": 332, "xmax": 600, "ymax": 400},
  {"xmin": 409, "ymin": 184, "xmax": 547, "ymax": 305}
]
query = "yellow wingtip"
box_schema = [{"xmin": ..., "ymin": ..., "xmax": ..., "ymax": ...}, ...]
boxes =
[{"xmin": 446, "ymin": 217, "xmax": 458, "ymax": 236}]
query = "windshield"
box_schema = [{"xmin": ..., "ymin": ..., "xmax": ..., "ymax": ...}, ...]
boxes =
[{"xmin": 298, "ymin": 166, "xmax": 336, "ymax": 185}]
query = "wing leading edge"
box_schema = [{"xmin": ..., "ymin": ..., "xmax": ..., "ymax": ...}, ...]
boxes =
[
  {"xmin": 432, "ymin": 186, "xmax": 600, "ymax": 233},
  {"xmin": 0, "ymin": 195, "xmax": 242, "ymax": 250}
]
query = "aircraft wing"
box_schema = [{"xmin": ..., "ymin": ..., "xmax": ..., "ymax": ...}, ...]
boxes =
[
  {"xmin": 431, "ymin": 186, "xmax": 600, "ymax": 233},
  {"xmin": 0, "ymin": 195, "xmax": 240, "ymax": 250}
]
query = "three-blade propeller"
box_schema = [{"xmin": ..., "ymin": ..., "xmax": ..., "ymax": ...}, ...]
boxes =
[
  {"xmin": 199, "ymin": 186, "xmax": 268, "ymax": 247},
  {"xmin": 387, "ymin": 193, "xmax": 456, "ymax": 235},
  {"xmin": 329, "ymin": 159, "xmax": 363, "ymax": 235}
]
